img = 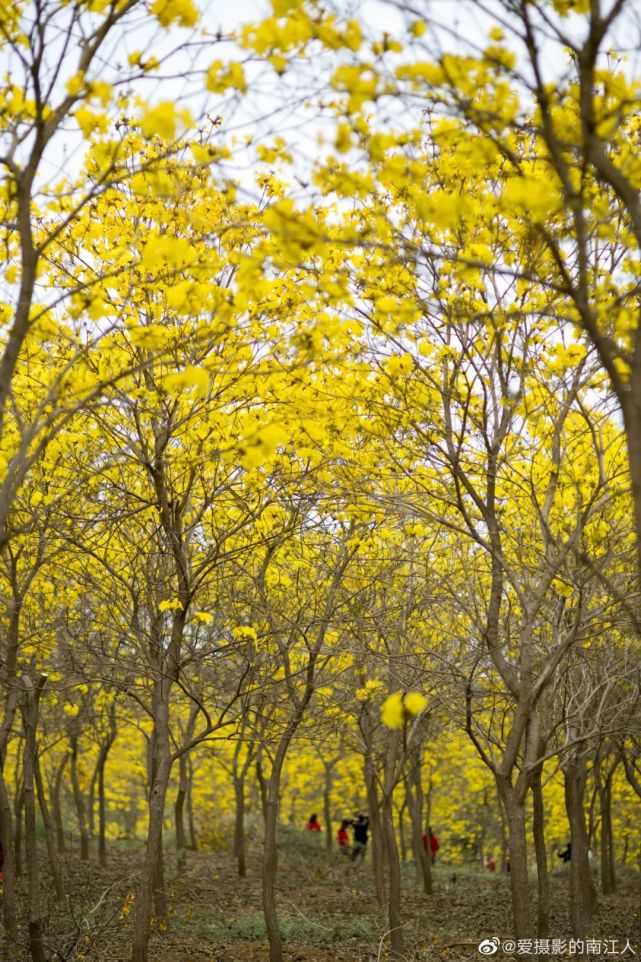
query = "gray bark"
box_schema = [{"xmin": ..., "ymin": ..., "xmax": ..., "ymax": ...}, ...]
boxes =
[
  {"xmin": 530, "ymin": 762, "xmax": 549, "ymax": 936},
  {"xmin": 496, "ymin": 777, "xmax": 531, "ymax": 939},
  {"xmin": 382, "ymin": 730, "xmax": 404, "ymax": 958},
  {"xmin": 21, "ymin": 675, "xmax": 47, "ymax": 962},
  {"xmin": 0, "ymin": 764, "xmax": 19, "ymax": 955},
  {"xmin": 70, "ymin": 731, "xmax": 89, "ymax": 861},
  {"xmin": 34, "ymin": 751, "xmax": 65, "ymax": 901},
  {"xmin": 564, "ymin": 759, "xmax": 597, "ymax": 940}
]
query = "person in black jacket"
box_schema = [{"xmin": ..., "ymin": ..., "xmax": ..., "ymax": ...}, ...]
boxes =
[{"xmin": 351, "ymin": 814, "xmax": 369, "ymax": 861}]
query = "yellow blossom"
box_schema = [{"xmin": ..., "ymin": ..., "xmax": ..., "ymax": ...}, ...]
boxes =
[{"xmin": 380, "ymin": 692, "xmax": 404, "ymax": 728}]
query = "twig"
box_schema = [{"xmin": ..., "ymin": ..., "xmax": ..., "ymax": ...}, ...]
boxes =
[{"xmin": 279, "ymin": 896, "xmax": 334, "ymax": 932}]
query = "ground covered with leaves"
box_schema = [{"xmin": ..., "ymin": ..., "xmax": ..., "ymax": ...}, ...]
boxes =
[{"xmin": 7, "ymin": 832, "xmax": 641, "ymax": 961}]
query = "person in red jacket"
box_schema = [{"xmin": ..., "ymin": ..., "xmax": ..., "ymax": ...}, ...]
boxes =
[
  {"xmin": 422, "ymin": 826, "xmax": 440, "ymax": 864},
  {"xmin": 337, "ymin": 819, "xmax": 351, "ymax": 854},
  {"xmin": 305, "ymin": 813, "xmax": 321, "ymax": 832},
  {"xmin": 429, "ymin": 828, "xmax": 440, "ymax": 863}
]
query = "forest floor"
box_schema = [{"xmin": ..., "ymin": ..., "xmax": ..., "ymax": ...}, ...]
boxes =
[{"xmin": 7, "ymin": 830, "xmax": 641, "ymax": 962}]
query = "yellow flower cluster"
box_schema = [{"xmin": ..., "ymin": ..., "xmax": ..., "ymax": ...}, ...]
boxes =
[{"xmin": 380, "ymin": 691, "xmax": 428, "ymax": 729}]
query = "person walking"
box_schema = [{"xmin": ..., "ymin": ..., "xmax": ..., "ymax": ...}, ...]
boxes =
[
  {"xmin": 351, "ymin": 813, "xmax": 369, "ymax": 861},
  {"xmin": 423, "ymin": 826, "xmax": 440, "ymax": 864}
]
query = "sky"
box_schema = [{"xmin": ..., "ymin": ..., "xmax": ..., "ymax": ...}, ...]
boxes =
[{"xmin": 6, "ymin": 0, "xmax": 641, "ymax": 231}]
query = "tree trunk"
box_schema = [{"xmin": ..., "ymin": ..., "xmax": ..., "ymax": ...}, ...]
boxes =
[
  {"xmin": 91, "ymin": 726, "xmax": 115, "ymax": 866},
  {"xmin": 497, "ymin": 783, "xmax": 509, "ymax": 873},
  {"xmin": 53, "ymin": 753, "xmax": 68, "ymax": 852},
  {"xmin": 21, "ymin": 675, "xmax": 47, "ymax": 962},
  {"xmin": 497, "ymin": 777, "xmax": 531, "ymax": 939},
  {"xmin": 70, "ymin": 734, "xmax": 90, "ymax": 861},
  {"xmin": 187, "ymin": 756, "xmax": 197, "ymax": 851},
  {"xmin": 364, "ymin": 744, "xmax": 386, "ymax": 908},
  {"xmin": 381, "ymin": 792, "xmax": 404, "ymax": 957},
  {"xmin": 233, "ymin": 775, "xmax": 247, "ymax": 878},
  {"xmin": 175, "ymin": 705, "xmax": 196, "ymax": 872},
  {"xmin": 406, "ymin": 756, "xmax": 432, "ymax": 895},
  {"xmin": 530, "ymin": 764, "xmax": 549, "ymax": 937},
  {"xmin": 153, "ymin": 836, "xmax": 168, "ymax": 922},
  {"xmin": 605, "ymin": 770, "xmax": 616, "ymax": 894},
  {"xmin": 381, "ymin": 728, "xmax": 404, "ymax": 959},
  {"xmin": 256, "ymin": 751, "xmax": 269, "ymax": 821},
  {"xmin": 607, "ymin": 781, "xmax": 616, "ymax": 892},
  {"xmin": 597, "ymin": 767, "xmax": 609, "ymax": 896},
  {"xmin": 34, "ymin": 751, "xmax": 65, "ymax": 901},
  {"xmin": 232, "ymin": 743, "xmax": 255, "ymax": 877},
  {"xmin": 0, "ymin": 764, "xmax": 19, "ymax": 956},
  {"xmin": 621, "ymin": 392, "xmax": 641, "ymax": 585},
  {"xmin": 149, "ymin": 727, "xmax": 169, "ymax": 927},
  {"xmin": 14, "ymin": 781, "xmax": 24, "ymax": 880},
  {"xmin": 564, "ymin": 759, "xmax": 597, "ymax": 941},
  {"xmin": 88, "ymin": 756, "xmax": 98, "ymax": 841},
  {"xmin": 587, "ymin": 780, "xmax": 599, "ymax": 852},
  {"xmin": 263, "ymin": 723, "xmax": 302, "ymax": 962},
  {"xmin": 323, "ymin": 763, "xmax": 333, "ymax": 852},
  {"xmin": 638, "ymin": 844, "xmax": 641, "ymax": 942},
  {"xmin": 398, "ymin": 797, "xmax": 407, "ymax": 864},
  {"xmin": 263, "ymin": 791, "xmax": 283, "ymax": 962},
  {"xmin": 131, "ymin": 758, "xmax": 171, "ymax": 961},
  {"xmin": 131, "ymin": 695, "xmax": 173, "ymax": 962},
  {"xmin": 598, "ymin": 769, "xmax": 616, "ymax": 895},
  {"xmin": 175, "ymin": 751, "xmax": 187, "ymax": 871},
  {"xmin": 98, "ymin": 742, "xmax": 110, "ymax": 867}
]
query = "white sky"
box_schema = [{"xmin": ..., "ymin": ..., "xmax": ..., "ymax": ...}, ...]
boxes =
[{"xmin": 4, "ymin": 0, "xmax": 641, "ymax": 215}]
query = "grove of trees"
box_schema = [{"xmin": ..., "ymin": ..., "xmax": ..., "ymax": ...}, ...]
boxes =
[{"xmin": 2, "ymin": 1, "xmax": 641, "ymax": 960}]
